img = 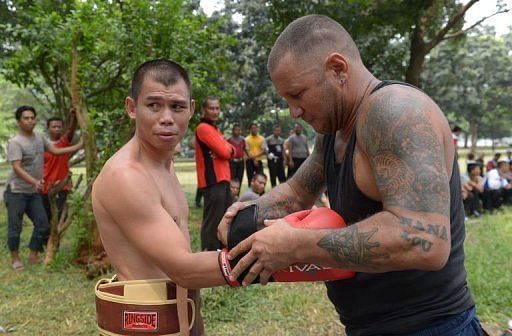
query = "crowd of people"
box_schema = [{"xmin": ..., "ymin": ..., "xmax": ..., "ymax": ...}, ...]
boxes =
[
  {"xmin": 193, "ymin": 96, "xmax": 312, "ymax": 251},
  {"xmin": 461, "ymin": 150, "xmax": 512, "ymax": 217},
  {"xmin": 3, "ymin": 106, "xmax": 82, "ymax": 271}
]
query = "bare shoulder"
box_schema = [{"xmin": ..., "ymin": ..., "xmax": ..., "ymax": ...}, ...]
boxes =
[
  {"xmin": 93, "ymin": 151, "xmax": 158, "ymax": 211},
  {"xmin": 356, "ymin": 85, "xmax": 451, "ymax": 216}
]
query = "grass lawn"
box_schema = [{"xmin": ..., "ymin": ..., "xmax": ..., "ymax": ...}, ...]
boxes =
[{"xmin": 0, "ymin": 158, "xmax": 511, "ymax": 335}]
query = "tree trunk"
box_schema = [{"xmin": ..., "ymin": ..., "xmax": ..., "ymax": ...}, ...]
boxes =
[
  {"xmin": 469, "ymin": 121, "xmax": 478, "ymax": 155},
  {"xmin": 69, "ymin": 36, "xmax": 108, "ymax": 274},
  {"xmin": 405, "ymin": 24, "xmax": 427, "ymax": 87}
]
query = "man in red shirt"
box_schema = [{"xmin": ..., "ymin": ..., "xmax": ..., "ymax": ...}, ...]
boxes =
[
  {"xmin": 195, "ymin": 97, "xmax": 234, "ymax": 250},
  {"xmin": 41, "ymin": 108, "xmax": 78, "ymax": 222}
]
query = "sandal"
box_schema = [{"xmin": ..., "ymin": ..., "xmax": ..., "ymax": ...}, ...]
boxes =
[{"xmin": 12, "ymin": 260, "xmax": 24, "ymax": 271}]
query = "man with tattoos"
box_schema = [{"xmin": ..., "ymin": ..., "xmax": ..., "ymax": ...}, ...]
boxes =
[{"xmin": 219, "ymin": 15, "xmax": 482, "ymax": 335}]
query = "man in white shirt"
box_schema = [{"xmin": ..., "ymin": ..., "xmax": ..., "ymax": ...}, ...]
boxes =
[{"xmin": 483, "ymin": 160, "xmax": 512, "ymax": 210}]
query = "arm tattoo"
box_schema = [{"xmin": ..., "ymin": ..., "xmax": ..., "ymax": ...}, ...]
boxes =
[
  {"xmin": 293, "ymin": 159, "xmax": 325, "ymax": 194},
  {"xmin": 399, "ymin": 216, "xmax": 448, "ymax": 253},
  {"xmin": 317, "ymin": 226, "xmax": 389, "ymax": 268},
  {"xmin": 256, "ymin": 190, "xmax": 301, "ymax": 228},
  {"xmin": 359, "ymin": 93, "xmax": 450, "ymax": 216}
]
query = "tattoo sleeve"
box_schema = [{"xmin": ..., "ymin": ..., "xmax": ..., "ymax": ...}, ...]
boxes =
[
  {"xmin": 358, "ymin": 93, "xmax": 450, "ymax": 217},
  {"xmin": 256, "ymin": 135, "xmax": 326, "ymax": 228}
]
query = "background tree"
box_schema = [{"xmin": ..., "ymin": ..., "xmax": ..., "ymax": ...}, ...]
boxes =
[
  {"xmin": 0, "ymin": 0, "xmax": 235, "ymax": 272},
  {"xmin": 423, "ymin": 28, "xmax": 512, "ymax": 153}
]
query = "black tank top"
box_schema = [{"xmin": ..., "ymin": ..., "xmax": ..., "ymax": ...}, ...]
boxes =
[{"xmin": 323, "ymin": 81, "xmax": 474, "ymax": 335}]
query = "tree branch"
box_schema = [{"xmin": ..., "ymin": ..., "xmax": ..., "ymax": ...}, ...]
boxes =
[
  {"xmin": 425, "ymin": 0, "xmax": 479, "ymax": 52},
  {"xmin": 442, "ymin": 8, "xmax": 510, "ymax": 40}
]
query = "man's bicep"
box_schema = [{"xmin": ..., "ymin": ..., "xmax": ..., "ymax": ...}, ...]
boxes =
[{"xmin": 359, "ymin": 99, "xmax": 450, "ymax": 217}]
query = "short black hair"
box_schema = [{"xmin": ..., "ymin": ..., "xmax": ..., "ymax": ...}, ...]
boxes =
[
  {"xmin": 232, "ymin": 123, "xmax": 241, "ymax": 130},
  {"xmin": 46, "ymin": 116, "xmax": 64, "ymax": 128},
  {"xmin": 250, "ymin": 123, "xmax": 258, "ymax": 128},
  {"xmin": 273, "ymin": 124, "xmax": 281, "ymax": 129},
  {"xmin": 15, "ymin": 105, "xmax": 36, "ymax": 120},
  {"xmin": 202, "ymin": 96, "xmax": 219, "ymax": 108},
  {"xmin": 252, "ymin": 172, "xmax": 267, "ymax": 181},
  {"xmin": 131, "ymin": 59, "xmax": 191, "ymax": 102}
]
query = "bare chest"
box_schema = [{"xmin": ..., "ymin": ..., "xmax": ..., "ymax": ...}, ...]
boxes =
[{"xmin": 155, "ymin": 172, "xmax": 189, "ymax": 230}]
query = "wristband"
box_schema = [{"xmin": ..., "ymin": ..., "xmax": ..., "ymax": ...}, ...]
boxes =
[{"xmin": 218, "ymin": 249, "xmax": 241, "ymax": 287}]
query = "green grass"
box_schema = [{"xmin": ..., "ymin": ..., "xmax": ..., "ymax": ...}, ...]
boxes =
[{"xmin": 0, "ymin": 159, "xmax": 511, "ymax": 335}]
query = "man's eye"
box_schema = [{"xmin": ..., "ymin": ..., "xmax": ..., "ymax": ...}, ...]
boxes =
[
  {"xmin": 172, "ymin": 104, "xmax": 186, "ymax": 110},
  {"xmin": 148, "ymin": 103, "xmax": 159, "ymax": 109}
]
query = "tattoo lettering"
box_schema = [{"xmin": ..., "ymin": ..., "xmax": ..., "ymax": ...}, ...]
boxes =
[
  {"xmin": 317, "ymin": 226, "xmax": 389, "ymax": 268},
  {"xmin": 398, "ymin": 217, "xmax": 448, "ymax": 241},
  {"xmin": 400, "ymin": 231, "xmax": 433, "ymax": 252},
  {"xmin": 358, "ymin": 93, "xmax": 450, "ymax": 216}
]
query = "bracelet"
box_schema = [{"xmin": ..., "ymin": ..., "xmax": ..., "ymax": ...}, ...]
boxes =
[{"xmin": 218, "ymin": 249, "xmax": 241, "ymax": 287}]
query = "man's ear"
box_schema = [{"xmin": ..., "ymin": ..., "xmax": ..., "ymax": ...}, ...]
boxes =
[
  {"xmin": 325, "ymin": 53, "xmax": 349, "ymax": 84},
  {"xmin": 125, "ymin": 97, "xmax": 136, "ymax": 120}
]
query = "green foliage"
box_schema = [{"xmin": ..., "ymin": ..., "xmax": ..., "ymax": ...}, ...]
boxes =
[{"xmin": 423, "ymin": 30, "xmax": 512, "ymax": 140}]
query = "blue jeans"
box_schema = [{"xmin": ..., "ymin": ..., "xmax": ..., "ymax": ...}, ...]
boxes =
[
  {"xmin": 4, "ymin": 186, "xmax": 50, "ymax": 252},
  {"xmin": 409, "ymin": 306, "xmax": 484, "ymax": 336}
]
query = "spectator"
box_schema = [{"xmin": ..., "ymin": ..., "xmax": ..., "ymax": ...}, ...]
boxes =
[
  {"xmin": 194, "ymin": 97, "xmax": 234, "ymax": 251},
  {"xmin": 461, "ymin": 163, "xmax": 484, "ymax": 217},
  {"xmin": 41, "ymin": 109, "xmax": 79, "ymax": 223},
  {"xmin": 239, "ymin": 172, "xmax": 267, "ymax": 202},
  {"xmin": 483, "ymin": 160, "xmax": 512, "ymax": 211},
  {"xmin": 485, "ymin": 152, "xmax": 501, "ymax": 172},
  {"xmin": 265, "ymin": 124, "xmax": 286, "ymax": 187},
  {"xmin": 451, "ymin": 125, "xmax": 461, "ymax": 151},
  {"xmin": 227, "ymin": 124, "xmax": 246, "ymax": 185},
  {"xmin": 5, "ymin": 106, "xmax": 82, "ymax": 271},
  {"xmin": 286, "ymin": 123, "xmax": 310, "ymax": 178},
  {"xmin": 229, "ymin": 178, "xmax": 241, "ymax": 205},
  {"xmin": 189, "ymin": 136, "xmax": 204, "ymax": 208},
  {"xmin": 245, "ymin": 123, "xmax": 265, "ymax": 186}
]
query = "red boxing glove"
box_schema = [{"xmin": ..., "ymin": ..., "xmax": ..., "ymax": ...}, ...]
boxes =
[
  {"xmin": 220, "ymin": 207, "xmax": 355, "ymax": 286},
  {"xmin": 272, "ymin": 208, "xmax": 355, "ymax": 282}
]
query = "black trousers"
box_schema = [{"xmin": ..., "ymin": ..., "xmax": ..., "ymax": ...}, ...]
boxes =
[
  {"xmin": 267, "ymin": 158, "xmax": 286, "ymax": 187},
  {"xmin": 246, "ymin": 159, "xmax": 264, "ymax": 186},
  {"xmin": 463, "ymin": 190, "xmax": 482, "ymax": 214},
  {"xmin": 230, "ymin": 159, "xmax": 244, "ymax": 184},
  {"xmin": 201, "ymin": 181, "xmax": 230, "ymax": 251},
  {"xmin": 287, "ymin": 157, "xmax": 307, "ymax": 179}
]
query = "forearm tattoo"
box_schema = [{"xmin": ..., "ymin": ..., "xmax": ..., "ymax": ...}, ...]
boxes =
[
  {"xmin": 359, "ymin": 94, "xmax": 450, "ymax": 216},
  {"xmin": 293, "ymin": 160, "xmax": 325, "ymax": 194},
  {"xmin": 399, "ymin": 216, "xmax": 448, "ymax": 253},
  {"xmin": 256, "ymin": 190, "xmax": 301, "ymax": 228},
  {"xmin": 317, "ymin": 226, "xmax": 389, "ymax": 268}
]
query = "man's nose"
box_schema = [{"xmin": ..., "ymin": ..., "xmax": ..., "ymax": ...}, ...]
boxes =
[
  {"xmin": 160, "ymin": 109, "xmax": 175, "ymax": 125},
  {"xmin": 289, "ymin": 105, "xmax": 303, "ymax": 118}
]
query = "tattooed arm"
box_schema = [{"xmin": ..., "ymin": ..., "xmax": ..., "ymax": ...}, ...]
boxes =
[
  {"xmin": 255, "ymin": 134, "xmax": 326, "ymax": 226},
  {"xmin": 301, "ymin": 87, "xmax": 453, "ymax": 273},
  {"xmin": 228, "ymin": 88, "xmax": 454, "ymax": 284},
  {"xmin": 217, "ymin": 135, "xmax": 326, "ymax": 244}
]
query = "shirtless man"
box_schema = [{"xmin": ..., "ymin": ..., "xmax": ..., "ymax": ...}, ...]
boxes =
[
  {"xmin": 92, "ymin": 59, "xmax": 226, "ymax": 336},
  {"xmin": 220, "ymin": 15, "xmax": 483, "ymax": 335}
]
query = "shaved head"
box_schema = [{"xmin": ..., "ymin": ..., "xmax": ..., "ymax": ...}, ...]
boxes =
[{"xmin": 268, "ymin": 15, "xmax": 360, "ymax": 73}]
